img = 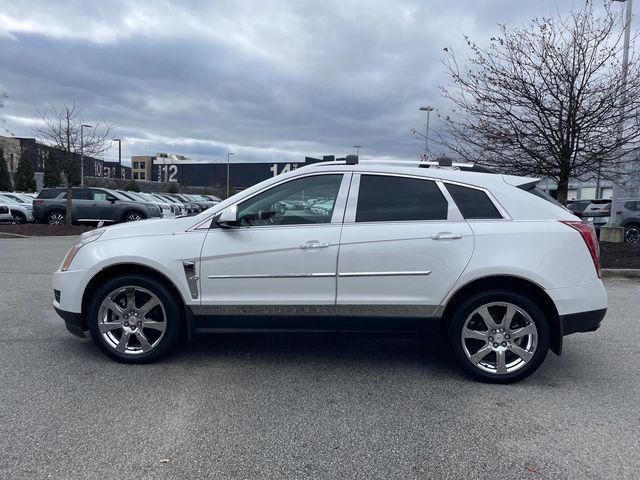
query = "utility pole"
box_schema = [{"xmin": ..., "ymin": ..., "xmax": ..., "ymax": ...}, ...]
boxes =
[
  {"xmin": 419, "ymin": 106, "xmax": 434, "ymax": 159},
  {"xmin": 80, "ymin": 124, "xmax": 92, "ymax": 187},
  {"xmin": 113, "ymin": 138, "xmax": 122, "ymax": 178},
  {"xmin": 602, "ymin": 0, "xmax": 633, "ymax": 242},
  {"xmin": 226, "ymin": 152, "xmax": 234, "ymax": 198}
]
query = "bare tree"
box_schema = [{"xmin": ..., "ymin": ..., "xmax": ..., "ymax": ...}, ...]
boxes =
[
  {"xmin": 0, "ymin": 92, "xmax": 7, "ymax": 108},
  {"xmin": 438, "ymin": 1, "xmax": 640, "ymax": 204},
  {"xmin": 35, "ymin": 102, "xmax": 113, "ymax": 224}
]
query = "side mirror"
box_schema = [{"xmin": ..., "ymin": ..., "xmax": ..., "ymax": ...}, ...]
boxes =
[
  {"xmin": 108, "ymin": 197, "xmax": 117, "ymax": 204},
  {"xmin": 215, "ymin": 205, "xmax": 238, "ymax": 228}
]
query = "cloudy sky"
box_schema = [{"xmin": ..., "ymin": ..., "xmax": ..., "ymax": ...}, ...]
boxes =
[{"xmin": 0, "ymin": 0, "xmax": 629, "ymax": 165}]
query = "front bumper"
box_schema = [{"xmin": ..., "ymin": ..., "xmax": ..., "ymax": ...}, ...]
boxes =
[
  {"xmin": 560, "ymin": 308, "xmax": 607, "ymax": 336},
  {"xmin": 54, "ymin": 305, "xmax": 86, "ymax": 338}
]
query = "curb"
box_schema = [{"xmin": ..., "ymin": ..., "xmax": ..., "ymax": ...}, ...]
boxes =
[
  {"xmin": 0, "ymin": 232, "xmax": 30, "ymax": 238},
  {"xmin": 601, "ymin": 269, "xmax": 640, "ymax": 279}
]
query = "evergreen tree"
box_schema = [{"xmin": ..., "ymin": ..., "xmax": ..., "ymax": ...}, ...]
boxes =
[
  {"xmin": 125, "ymin": 180, "xmax": 140, "ymax": 192},
  {"xmin": 0, "ymin": 148, "xmax": 12, "ymax": 191},
  {"xmin": 43, "ymin": 151, "xmax": 61, "ymax": 187},
  {"xmin": 14, "ymin": 149, "xmax": 37, "ymax": 192}
]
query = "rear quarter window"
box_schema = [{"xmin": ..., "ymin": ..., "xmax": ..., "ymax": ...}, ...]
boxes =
[
  {"xmin": 36, "ymin": 189, "xmax": 63, "ymax": 199},
  {"xmin": 445, "ymin": 183, "xmax": 502, "ymax": 219}
]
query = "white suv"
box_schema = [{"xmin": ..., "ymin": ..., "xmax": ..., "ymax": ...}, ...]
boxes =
[{"xmin": 52, "ymin": 160, "xmax": 607, "ymax": 383}]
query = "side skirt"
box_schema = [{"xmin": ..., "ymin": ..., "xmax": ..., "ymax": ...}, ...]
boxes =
[{"xmin": 186, "ymin": 304, "xmax": 444, "ymax": 337}]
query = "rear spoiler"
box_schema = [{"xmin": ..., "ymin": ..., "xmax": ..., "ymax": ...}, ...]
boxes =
[{"xmin": 502, "ymin": 175, "xmax": 540, "ymax": 188}]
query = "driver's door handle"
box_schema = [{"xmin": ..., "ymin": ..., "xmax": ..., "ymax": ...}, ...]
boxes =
[
  {"xmin": 431, "ymin": 232, "xmax": 463, "ymax": 240},
  {"xmin": 299, "ymin": 241, "xmax": 330, "ymax": 249}
]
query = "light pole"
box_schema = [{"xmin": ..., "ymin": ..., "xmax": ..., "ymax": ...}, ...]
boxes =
[
  {"xmin": 353, "ymin": 145, "xmax": 362, "ymax": 157},
  {"xmin": 419, "ymin": 106, "xmax": 434, "ymax": 159},
  {"xmin": 226, "ymin": 152, "xmax": 234, "ymax": 198},
  {"xmin": 113, "ymin": 138, "xmax": 122, "ymax": 178},
  {"xmin": 80, "ymin": 124, "xmax": 92, "ymax": 187},
  {"xmin": 603, "ymin": 0, "xmax": 633, "ymax": 242}
]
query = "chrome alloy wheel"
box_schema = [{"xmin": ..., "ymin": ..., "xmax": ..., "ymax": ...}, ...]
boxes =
[
  {"xmin": 98, "ymin": 286, "xmax": 167, "ymax": 355},
  {"xmin": 125, "ymin": 212, "xmax": 143, "ymax": 222},
  {"xmin": 48, "ymin": 212, "xmax": 65, "ymax": 225},
  {"xmin": 461, "ymin": 302, "xmax": 538, "ymax": 375},
  {"xmin": 625, "ymin": 226, "xmax": 640, "ymax": 244}
]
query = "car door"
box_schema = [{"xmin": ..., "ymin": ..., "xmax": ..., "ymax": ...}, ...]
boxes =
[
  {"xmin": 198, "ymin": 172, "xmax": 351, "ymax": 321},
  {"xmin": 87, "ymin": 189, "xmax": 117, "ymax": 221},
  {"xmin": 68, "ymin": 188, "xmax": 93, "ymax": 222},
  {"xmin": 336, "ymin": 173, "xmax": 474, "ymax": 319}
]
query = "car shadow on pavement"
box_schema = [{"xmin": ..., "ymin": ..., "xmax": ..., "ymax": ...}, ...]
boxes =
[{"xmin": 168, "ymin": 331, "xmax": 460, "ymax": 374}]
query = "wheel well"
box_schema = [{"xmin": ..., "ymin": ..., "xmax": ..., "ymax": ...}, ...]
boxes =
[
  {"xmin": 441, "ymin": 275, "xmax": 562, "ymax": 355},
  {"xmin": 80, "ymin": 263, "xmax": 186, "ymax": 331},
  {"xmin": 622, "ymin": 222, "xmax": 640, "ymax": 229}
]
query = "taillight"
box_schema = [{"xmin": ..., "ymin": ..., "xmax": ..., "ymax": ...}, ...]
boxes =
[{"xmin": 560, "ymin": 221, "xmax": 600, "ymax": 278}]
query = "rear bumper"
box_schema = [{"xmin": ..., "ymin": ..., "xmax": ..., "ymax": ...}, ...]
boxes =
[
  {"xmin": 560, "ymin": 308, "xmax": 606, "ymax": 336},
  {"xmin": 54, "ymin": 305, "xmax": 86, "ymax": 338}
]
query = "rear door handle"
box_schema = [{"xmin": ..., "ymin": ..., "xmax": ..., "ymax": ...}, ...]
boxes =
[
  {"xmin": 432, "ymin": 232, "xmax": 463, "ymax": 240},
  {"xmin": 299, "ymin": 241, "xmax": 330, "ymax": 249}
]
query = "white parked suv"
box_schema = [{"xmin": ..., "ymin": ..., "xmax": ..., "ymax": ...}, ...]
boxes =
[{"xmin": 52, "ymin": 160, "xmax": 607, "ymax": 383}]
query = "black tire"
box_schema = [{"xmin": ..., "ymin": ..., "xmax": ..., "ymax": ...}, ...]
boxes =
[
  {"xmin": 87, "ymin": 274, "xmax": 182, "ymax": 363},
  {"xmin": 123, "ymin": 210, "xmax": 146, "ymax": 222},
  {"xmin": 47, "ymin": 210, "xmax": 66, "ymax": 225},
  {"xmin": 449, "ymin": 290, "xmax": 550, "ymax": 384},
  {"xmin": 12, "ymin": 212, "xmax": 26, "ymax": 225},
  {"xmin": 624, "ymin": 224, "xmax": 640, "ymax": 244}
]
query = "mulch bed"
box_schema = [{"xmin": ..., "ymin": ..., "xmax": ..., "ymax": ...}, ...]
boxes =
[
  {"xmin": 600, "ymin": 241, "xmax": 640, "ymax": 269},
  {"xmin": 0, "ymin": 223, "xmax": 94, "ymax": 237}
]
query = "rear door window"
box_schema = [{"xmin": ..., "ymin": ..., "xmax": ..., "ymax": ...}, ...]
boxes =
[{"xmin": 355, "ymin": 175, "xmax": 448, "ymax": 222}]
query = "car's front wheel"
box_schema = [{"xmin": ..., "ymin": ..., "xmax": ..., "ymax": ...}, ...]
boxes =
[
  {"xmin": 123, "ymin": 211, "xmax": 145, "ymax": 222},
  {"xmin": 87, "ymin": 274, "xmax": 182, "ymax": 363},
  {"xmin": 449, "ymin": 290, "xmax": 550, "ymax": 383}
]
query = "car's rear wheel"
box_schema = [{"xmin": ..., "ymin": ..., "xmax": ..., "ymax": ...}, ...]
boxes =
[
  {"xmin": 11, "ymin": 212, "xmax": 26, "ymax": 225},
  {"xmin": 449, "ymin": 290, "xmax": 550, "ymax": 383},
  {"xmin": 87, "ymin": 274, "xmax": 182, "ymax": 363},
  {"xmin": 47, "ymin": 210, "xmax": 66, "ymax": 225},
  {"xmin": 624, "ymin": 225, "xmax": 640, "ymax": 244}
]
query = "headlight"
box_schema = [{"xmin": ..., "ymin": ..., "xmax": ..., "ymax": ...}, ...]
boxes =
[{"xmin": 60, "ymin": 229, "xmax": 104, "ymax": 271}]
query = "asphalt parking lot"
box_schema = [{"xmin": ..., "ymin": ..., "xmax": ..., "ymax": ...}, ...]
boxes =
[{"xmin": 0, "ymin": 237, "xmax": 639, "ymax": 480}]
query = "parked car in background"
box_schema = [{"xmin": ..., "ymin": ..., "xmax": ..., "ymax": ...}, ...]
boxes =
[
  {"xmin": 33, "ymin": 187, "xmax": 162, "ymax": 225},
  {"xmin": 567, "ymin": 199, "xmax": 592, "ymax": 217},
  {"xmin": 117, "ymin": 191, "xmax": 175, "ymax": 218},
  {"xmin": 150, "ymin": 194, "xmax": 187, "ymax": 216},
  {"xmin": 0, "ymin": 193, "xmax": 34, "ymax": 224},
  {"xmin": 53, "ymin": 160, "xmax": 606, "ymax": 383},
  {"xmin": 580, "ymin": 199, "xmax": 611, "ymax": 236},
  {"xmin": 616, "ymin": 199, "xmax": 640, "ymax": 243},
  {"xmin": 0, "ymin": 203, "xmax": 13, "ymax": 223},
  {"xmin": 164, "ymin": 194, "xmax": 201, "ymax": 214}
]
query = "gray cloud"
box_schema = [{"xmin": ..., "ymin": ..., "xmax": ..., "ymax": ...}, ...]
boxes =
[{"xmin": 0, "ymin": 0, "xmax": 622, "ymax": 165}]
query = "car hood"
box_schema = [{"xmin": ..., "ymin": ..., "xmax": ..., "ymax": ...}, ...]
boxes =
[{"xmin": 97, "ymin": 215, "xmax": 205, "ymax": 241}]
